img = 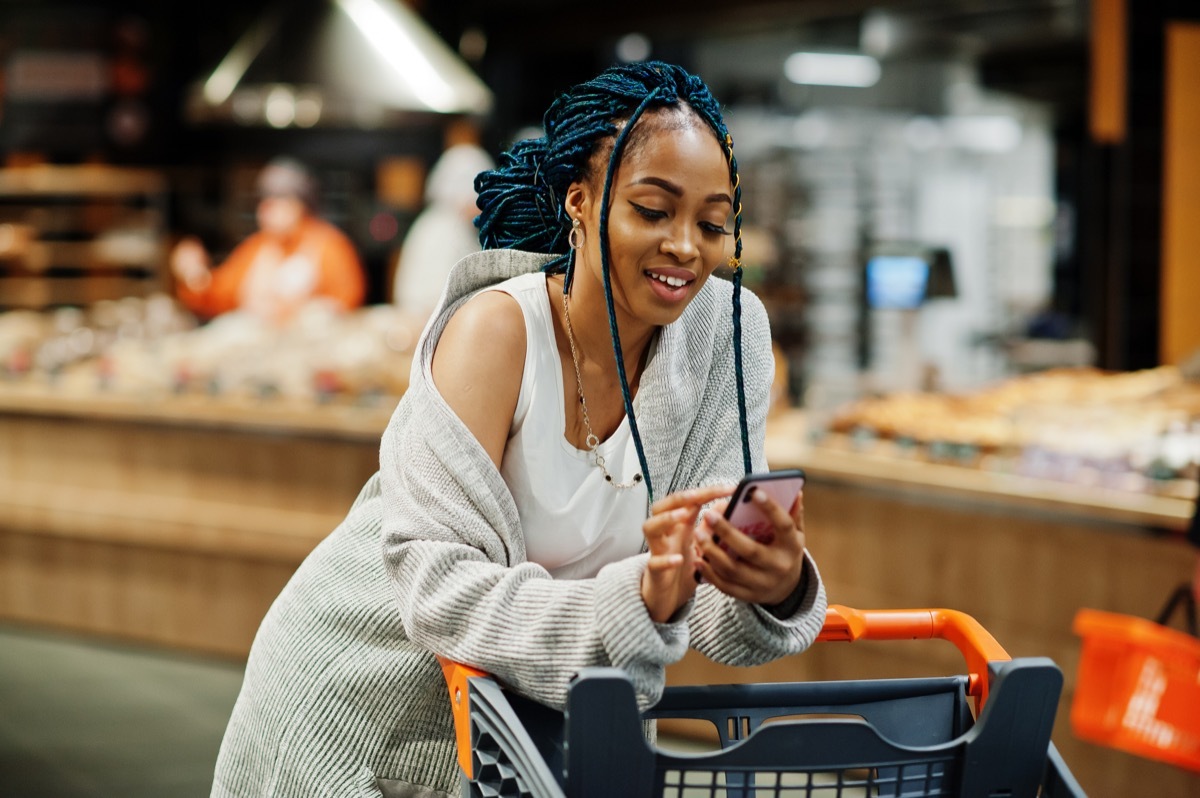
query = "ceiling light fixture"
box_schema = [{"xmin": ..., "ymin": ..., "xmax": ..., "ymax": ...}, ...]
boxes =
[
  {"xmin": 335, "ymin": 0, "xmax": 461, "ymax": 113},
  {"xmin": 784, "ymin": 52, "xmax": 882, "ymax": 88},
  {"xmin": 187, "ymin": 0, "xmax": 492, "ymax": 128}
]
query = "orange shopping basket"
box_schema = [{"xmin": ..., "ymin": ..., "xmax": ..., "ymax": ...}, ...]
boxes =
[{"xmin": 1071, "ymin": 585, "xmax": 1200, "ymax": 772}]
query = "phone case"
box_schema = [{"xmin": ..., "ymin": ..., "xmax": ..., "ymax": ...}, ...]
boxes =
[{"xmin": 722, "ymin": 469, "xmax": 806, "ymax": 544}]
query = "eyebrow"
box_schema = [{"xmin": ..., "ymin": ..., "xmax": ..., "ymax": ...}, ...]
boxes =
[{"xmin": 633, "ymin": 176, "xmax": 733, "ymax": 205}]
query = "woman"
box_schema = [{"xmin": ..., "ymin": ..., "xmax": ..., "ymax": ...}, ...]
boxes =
[{"xmin": 211, "ymin": 61, "xmax": 825, "ymax": 798}]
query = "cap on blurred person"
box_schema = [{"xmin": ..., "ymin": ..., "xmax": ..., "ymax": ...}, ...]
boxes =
[
  {"xmin": 256, "ymin": 157, "xmax": 318, "ymax": 208},
  {"xmin": 423, "ymin": 143, "xmax": 494, "ymax": 219}
]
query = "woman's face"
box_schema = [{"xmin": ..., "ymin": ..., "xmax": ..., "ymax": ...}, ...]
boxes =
[{"xmin": 570, "ymin": 111, "xmax": 733, "ymax": 328}]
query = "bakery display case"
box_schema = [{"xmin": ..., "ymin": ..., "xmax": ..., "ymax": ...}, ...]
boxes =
[
  {"xmin": 0, "ymin": 295, "xmax": 416, "ymax": 403},
  {"xmin": 818, "ymin": 365, "xmax": 1200, "ymax": 502}
]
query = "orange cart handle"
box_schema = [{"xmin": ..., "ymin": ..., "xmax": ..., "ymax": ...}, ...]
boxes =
[
  {"xmin": 437, "ymin": 604, "xmax": 1013, "ymax": 774},
  {"xmin": 818, "ymin": 604, "xmax": 1011, "ymax": 711},
  {"xmin": 438, "ymin": 656, "xmax": 489, "ymax": 779}
]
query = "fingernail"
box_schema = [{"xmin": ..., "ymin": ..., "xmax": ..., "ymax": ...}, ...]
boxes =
[
  {"xmin": 753, "ymin": 490, "xmax": 768, "ymax": 503},
  {"xmin": 703, "ymin": 509, "xmax": 721, "ymax": 525},
  {"xmin": 673, "ymin": 507, "xmax": 691, "ymax": 520}
]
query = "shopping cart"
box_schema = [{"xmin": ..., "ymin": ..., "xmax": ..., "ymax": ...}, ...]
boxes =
[{"xmin": 438, "ymin": 604, "xmax": 1086, "ymax": 797}]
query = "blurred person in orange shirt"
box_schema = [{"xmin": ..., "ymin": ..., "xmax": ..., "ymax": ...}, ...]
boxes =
[{"xmin": 170, "ymin": 157, "xmax": 366, "ymax": 325}]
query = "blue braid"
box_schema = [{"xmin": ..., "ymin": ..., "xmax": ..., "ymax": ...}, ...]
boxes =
[
  {"xmin": 474, "ymin": 61, "xmax": 756, "ymax": 491},
  {"xmin": 594, "ymin": 86, "xmax": 663, "ymax": 500},
  {"xmin": 731, "ymin": 268, "xmax": 751, "ymax": 475},
  {"xmin": 723, "ymin": 134, "xmax": 752, "ymax": 475}
]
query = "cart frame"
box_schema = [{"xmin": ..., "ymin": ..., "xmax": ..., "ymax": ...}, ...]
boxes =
[{"xmin": 439, "ymin": 605, "xmax": 1086, "ymax": 797}]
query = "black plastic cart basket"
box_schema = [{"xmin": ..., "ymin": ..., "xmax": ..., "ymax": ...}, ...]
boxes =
[{"xmin": 438, "ymin": 604, "xmax": 1086, "ymax": 798}]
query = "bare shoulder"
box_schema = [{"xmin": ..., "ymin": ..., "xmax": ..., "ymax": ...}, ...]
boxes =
[
  {"xmin": 431, "ymin": 290, "xmax": 526, "ymax": 467},
  {"xmin": 435, "ymin": 290, "xmax": 526, "ymax": 365}
]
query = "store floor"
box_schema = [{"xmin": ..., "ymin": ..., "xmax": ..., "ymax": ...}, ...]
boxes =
[
  {"xmin": 0, "ymin": 623, "xmax": 243, "ymax": 798},
  {"xmin": 0, "ymin": 624, "xmax": 864, "ymax": 798}
]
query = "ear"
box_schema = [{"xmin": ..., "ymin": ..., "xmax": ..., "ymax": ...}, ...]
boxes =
[{"xmin": 563, "ymin": 180, "xmax": 593, "ymax": 226}]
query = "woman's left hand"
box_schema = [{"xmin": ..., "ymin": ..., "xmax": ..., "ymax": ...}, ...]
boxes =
[{"xmin": 694, "ymin": 488, "xmax": 807, "ymax": 606}]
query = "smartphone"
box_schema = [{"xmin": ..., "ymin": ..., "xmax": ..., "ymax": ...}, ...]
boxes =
[{"xmin": 721, "ymin": 469, "xmax": 806, "ymax": 544}]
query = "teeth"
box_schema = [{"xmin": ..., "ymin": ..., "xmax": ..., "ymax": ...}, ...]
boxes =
[{"xmin": 649, "ymin": 272, "xmax": 688, "ymax": 288}]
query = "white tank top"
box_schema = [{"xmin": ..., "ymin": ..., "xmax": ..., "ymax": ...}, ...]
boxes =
[{"xmin": 488, "ymin": 272, "xmax": 649, "ymax": 580}]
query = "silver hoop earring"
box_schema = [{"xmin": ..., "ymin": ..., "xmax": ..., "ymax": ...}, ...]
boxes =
[{"xmin": 568, "ymin": 218, "xmax": 583, "ymax": 250}]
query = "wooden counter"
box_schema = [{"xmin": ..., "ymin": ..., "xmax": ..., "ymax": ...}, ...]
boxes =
[
  {"xmin": 2, "ymin": 393, "xmax": 1196, "ymax": 796},
  {"xmin": 0, "ymin": 384, "xmax": 394, "ymax": 658}
]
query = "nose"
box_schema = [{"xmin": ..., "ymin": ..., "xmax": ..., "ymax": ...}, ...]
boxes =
[{"xmin": 660, "ymin": 221, "xmax": 699, "ymax": 262}]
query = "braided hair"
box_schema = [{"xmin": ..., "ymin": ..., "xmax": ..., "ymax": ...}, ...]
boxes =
[{"xmin": 474, "ymin": 61, "xmax": 750, "ymax": 500}]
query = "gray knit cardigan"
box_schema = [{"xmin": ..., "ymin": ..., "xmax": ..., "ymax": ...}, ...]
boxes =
[{"xmin": 211, "ymin": 249, "xmax": 827, "ymax": 798}]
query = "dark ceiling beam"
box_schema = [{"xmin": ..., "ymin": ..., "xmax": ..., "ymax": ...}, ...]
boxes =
[{"xmin": 468, "ymin": 0, "xmax": 883, "ymax": 47}]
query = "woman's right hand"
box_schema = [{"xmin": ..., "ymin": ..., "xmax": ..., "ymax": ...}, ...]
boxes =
[{"xmin": 641, "ymin": 484, "xmax": 735, "ymax": 623}]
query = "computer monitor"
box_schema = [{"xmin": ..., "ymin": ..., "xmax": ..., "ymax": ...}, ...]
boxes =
[{"xmin": 865, "ymin": 254, "xmax": 930, "ymax": 310}]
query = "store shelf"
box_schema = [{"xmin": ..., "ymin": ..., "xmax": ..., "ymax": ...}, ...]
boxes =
[
  {"xmin": 0, "ymin": 165, "xmax": 166, "ymax": 195},
  {"xmin": 0, "ymin": 275, "xmax": 157, "ymax": 308},
  {"xmin": 0, "ymin": 165, "xmax": 169, "ymax": 310}
]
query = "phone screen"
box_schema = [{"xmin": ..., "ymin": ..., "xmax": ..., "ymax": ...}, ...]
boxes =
[{"xmin": 722, "ymin": 469, "xmax": 805, "ymax": 544}]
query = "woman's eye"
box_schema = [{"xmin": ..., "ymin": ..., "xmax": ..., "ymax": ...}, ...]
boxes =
[
  {"xmin": 629, "ymin": 202, "xmax": 667, "ymax": 220},
  {"xmin": 701, "ymin": 222, "xmax": 731, "ymax": 236}
]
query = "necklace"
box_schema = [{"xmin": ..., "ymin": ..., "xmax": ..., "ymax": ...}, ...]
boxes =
[{"xmin": 560, "ymin": 290, "xmax": 644, "ymax": 490}]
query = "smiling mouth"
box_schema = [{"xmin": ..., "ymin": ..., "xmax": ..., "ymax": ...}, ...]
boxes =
[{"xmin": 645, "ymin": 271, "xmax": 693, "ymax": 288}]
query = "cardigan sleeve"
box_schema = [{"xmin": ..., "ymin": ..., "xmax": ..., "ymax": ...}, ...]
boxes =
[{"xmin": 380, "ymin": 386, "xmax": 689, "ymax": 711}]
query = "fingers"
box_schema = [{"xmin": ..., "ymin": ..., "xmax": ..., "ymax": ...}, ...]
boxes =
[
  {"xmin": 650, "ymin": 483, "xmax": 736, "ymax": 516},
  {"xmin": 749, "ymin": 489, "xmax": 796, "ymax": 540},
  {"xmin": 643, "ymin": 507, "xmax": 691, "ymax": 552},
  {"xmin": 693, "ymin": 489, "xmax": 808, "ymax": 605},
  {"xmin": 701, "ymin": 492, "xmax": 798, "ymax": 564},
  {"xmin": 694, "ymin": 542, "xmax": 768, "ymax": 602}
]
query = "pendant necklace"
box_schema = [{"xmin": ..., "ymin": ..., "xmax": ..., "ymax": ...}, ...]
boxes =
[{"xmin": 560, "ymin": 291, "xmax": 644, "ymax": 490}]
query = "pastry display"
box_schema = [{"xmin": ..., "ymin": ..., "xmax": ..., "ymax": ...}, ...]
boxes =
[
  {"xmin": 0, "ymin": 296, "xmax": 418, "ymax": 406},
  {"xmin": 821, "ymin": 366, "xmax": 1200, "ymax": 496}
]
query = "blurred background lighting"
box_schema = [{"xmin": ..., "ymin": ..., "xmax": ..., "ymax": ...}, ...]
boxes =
[
  {"xmin": 293, "ymin": 92, "xmax": 323, "ymax": 128},
  {"xmin": 458, "ymin": 27, "xmax": 487, "ymax": 62},
  {"xmin": 945, "ymin": 115, "xmax": 1023, "ymax": 152},
  {"xmin": 336, "ymin": 0, "xmax": 464, "ymax": 113},
  {"xmin": 616, "ymin": 32, "xmax": 652, "ymax": 63},
  {"xmin": 784, "ymin": 52, "xmax": 881, "ymax": 88},
  {"xmin": 264, "ymin": 85, "xmax": 296, "ymax": 128}
]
